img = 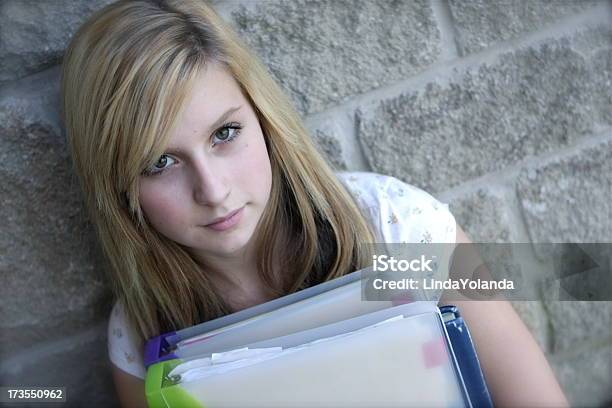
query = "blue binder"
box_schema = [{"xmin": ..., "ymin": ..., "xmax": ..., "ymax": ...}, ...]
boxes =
[{"xmin": 440, "ymin": 305, "xmax": 493, "ymax": 407}]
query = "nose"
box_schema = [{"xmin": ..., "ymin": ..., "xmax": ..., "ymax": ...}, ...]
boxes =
[{"xmin": 191, "ymin": 155, "xmax": 230, "ymax": 207}]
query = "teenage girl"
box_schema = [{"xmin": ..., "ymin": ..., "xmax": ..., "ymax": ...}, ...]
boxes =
[{"xmin": 60, "ymin": 1, "xmax": 568, "ymax": 406}]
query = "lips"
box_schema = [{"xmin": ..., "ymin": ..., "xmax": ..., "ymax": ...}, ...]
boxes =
[{"xmin": 205, "ymin": 207, "xmax": 243, "ymax": 226}]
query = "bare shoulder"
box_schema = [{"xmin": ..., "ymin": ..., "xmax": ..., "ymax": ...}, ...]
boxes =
[{"xmin": 111, "ymin": 363, "xmax": 147, "ymax": 408}]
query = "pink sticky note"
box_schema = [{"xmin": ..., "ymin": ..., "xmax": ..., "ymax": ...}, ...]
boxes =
[
  {"xmin": 391, "ymin": 292, "xmax": 414, "ymax": 306},
  {"xmin": 422, "ymin": 338, "xmax": 448, "ymax": 368}
]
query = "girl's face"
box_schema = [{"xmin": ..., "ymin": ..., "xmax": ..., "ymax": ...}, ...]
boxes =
[{"xmin": 138, "ymin": 63, "xmax": 272, "ymax": 264}]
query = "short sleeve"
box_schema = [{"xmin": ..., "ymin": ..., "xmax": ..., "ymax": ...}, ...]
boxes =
[
  {"xmin": 377, "ymin": 175, "xmax": 456, "ymax": 246},
  {"xmin": 337, "ymin": 171, "xmax": 456, "ymax": 245},
  {"xmin": 337, "ymin": 172, "xmax": 458, "ymax": 303},
  {"xmin": 107, "ymin": 300, "xmax": 147, "ymax": 379}
]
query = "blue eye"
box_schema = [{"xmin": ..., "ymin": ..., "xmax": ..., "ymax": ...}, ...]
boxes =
[
  {"xmin": 212, "ymin": 122, "xmax": 242, "ymax": 146},
  {"xmin": 143, "ymin": 154, "xmax": 176, "ymax": 176}
]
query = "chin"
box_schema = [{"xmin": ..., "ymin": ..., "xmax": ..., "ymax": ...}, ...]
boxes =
[{"xmin": 211, "ymin": 235, "xmax": 249, "ymax": 253}]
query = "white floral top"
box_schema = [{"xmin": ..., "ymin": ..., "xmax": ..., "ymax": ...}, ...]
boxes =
[{"xmin": 107, "ymin": 171, "xmax": 457, "ymax": 379}]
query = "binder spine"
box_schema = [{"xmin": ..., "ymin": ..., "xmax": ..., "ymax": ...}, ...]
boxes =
[
  {"xmin": 441, "ymin": 305, "xmax": 493, "ymax": 408},
  {"xmin": 145, "ymin": 331, "xmax": 178, "ymax": 368}
]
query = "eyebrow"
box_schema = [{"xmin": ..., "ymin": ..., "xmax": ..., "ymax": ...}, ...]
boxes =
[
  {"xmin": 206, "ymin": 105, "xmax": 243, "ymax": 134},
  {"xmin": 165, "ymin": 105, "xmax": 243, "ymax": 154}
]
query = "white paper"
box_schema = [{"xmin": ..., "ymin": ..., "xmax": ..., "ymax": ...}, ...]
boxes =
[
  {"xmin": 170, "ymin": 315, "xmax": 405, "ymax": 383},
  {"xmin": 177, "ymin": 312, "xmax": 466, "ymax": 407}
]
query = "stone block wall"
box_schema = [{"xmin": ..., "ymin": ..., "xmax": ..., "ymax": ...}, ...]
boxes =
[{"xmin": 1, "ymin": 0, "xmax": 611, "ymax": 406}]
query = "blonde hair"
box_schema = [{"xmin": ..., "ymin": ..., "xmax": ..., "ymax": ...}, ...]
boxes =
[{"xmin": 61, "ymin": 0, "xmax": 375, "ymax": 342}]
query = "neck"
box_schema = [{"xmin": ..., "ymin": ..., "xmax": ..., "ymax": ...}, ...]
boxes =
[
  {"xmin": 190, "ymin": 241, "xmax": 282, "ymax": 310},
  {"xmin": 209, "ymin": 264, "xmax": 278, "ymax": 312},
  {"xmin": 190, "ymin": 226, "xmax": 288, "ymax": 311},
  {"xmin": 204, "ymin": 257, "xmax": 257, "ymax": 288}
]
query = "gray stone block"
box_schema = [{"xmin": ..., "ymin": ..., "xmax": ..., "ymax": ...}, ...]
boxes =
[
  {"xmin": 229, "ymin": 0, "xmax": 441, "ymax": 115},
  {"xmin": 543, "ymin": 301, "xmax": 612, "ymax": 353},
  {"xmin": 0, "ymin": 70, "xmax": 112, "ymax": 357},
  {"xmin": 447, "ymin": 187, "xmax": 513, "ymax": 243},
  {"xmin": 305, "ymin": 112, "xmax": 371, "ymax": 171},
  {"xmin": 569, "ymin": 26, "xmax": 612, "ymax": 127},
  {"xmin": 0, "ymin": 0, "xmax": 116, "ymax": 84},
  {"xmin": 448, "ymin": 0, "xmax": 599, "ymax": 55},
  {"xmin": 312, "ymin": 129, "xmax": 347, "ymax": 171},
  {"xmin": 550, "ymin": 341, "xmax": 612, "ymax": 407},
  {"xmin": 0, "ymin": 325, "xmax": 119, "ymax": 408},
  {"xmin": 516, "ymin": 138, "xmax": 612, "ymax": 244},
  {"xmin": 357, "ymin": 28, "xmax": 611, "ymax": 192}
]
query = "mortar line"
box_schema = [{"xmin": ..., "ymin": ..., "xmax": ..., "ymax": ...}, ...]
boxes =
[
  {"xmin": 436, "ymin": 127, "xmax": 612, "ymax": 200},
  {"xmin": 304, "ymin": 1, "xmax": 610, "ymax": 121},
  {"xmin": 431, "ymin": 0, "xmax": 462, "ymax": 60}
]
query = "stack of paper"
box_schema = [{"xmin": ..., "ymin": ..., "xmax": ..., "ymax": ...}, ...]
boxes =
[{"xmin": 144, "ymin": 268, "xmax": 471, "ymax": 408}]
